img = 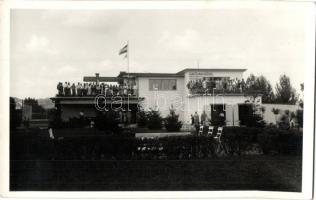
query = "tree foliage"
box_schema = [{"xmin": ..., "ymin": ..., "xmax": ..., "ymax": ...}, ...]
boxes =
[
  {"xmin": 147, "ymin": 109, "xmax": 163, "ymax": 130},
  {"xmin": 245, "ymin": 74, "xmax": 275, "ymax": 103},
  {"xmin": 136, "ymin": 108, "xmax": 148, "ymax": 128},
  {"xmin": 164, "ymin": 108, "xmax": 183, "ymax": 132},
  {"xmin": 24, "ymin": 97, "xmax": 46, "ymax": 113},
  {"xmin": 275, "ymin": 75, "xmax": 298, "ymax": 104},
  {"xmin": 10, "ymin": 97, "xmax": 22, "ymax": 129}
]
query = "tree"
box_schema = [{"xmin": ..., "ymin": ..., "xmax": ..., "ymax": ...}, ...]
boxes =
[
  {"xmin": 164, "ymin": 107, "xmax": 183, "ymax": 132},
  {"xmin": 10, "ymin": 97, "xmax": 22, "ymax": 129},
  {"xmin": 136, "ymin": 108, "xmax": 148, "ymax": 128},
  {"xmin": 147, "ymin": 109, "xmax": 163, "ymax": 130},
  {"xmin": 296, "ymin": 109, "xmax": 303, "ymax": 128},
  {"xmin": 275, "ymin": 75, "xmax": 298, "ymax": 104},
  {"xmin": 299, "ymin": 83, "xmax": 304, "ymax": 109},
  {"xmin": 245, "ymin": 74, "xmax": 275, "ymax": 103}
]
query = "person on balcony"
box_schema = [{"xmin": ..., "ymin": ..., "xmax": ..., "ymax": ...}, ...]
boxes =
[
  {"xmin": 71, "ymin": 83, "xmax": 76, "ymax": 96},
  {"xmin": 228, "ymin": 79, "xmax": 233, "ymax": 92},
  {"xmin": 86, "ymin": 83, "xmax": 89, "ymax": 96},
  {"xmin": 91, "ymin": 83, "xmax": 96, "ymax": 96},
  {"xmin": 132, "ymin": 83, "xmax": 137, "ymax": 96},
  {"xmin": 63, "ymin": 82, "xmax": 67, "ymax": 96},
  {"xmin": 202, "ymin": 78, "xmax": 207, "ymax": 93},
  {"xmin": 96, "ymin": 83, "xmax": 100, "ymax": 94},
  {"xmin": 67, "ymin": 82, "xmax": 71, "ymax": 96},
  {"xmin": 87, "ymin": 83, "xmax": 92, "ymax": 96},
  {"xmin": 241, "ymin": 78, "xmax": 246, "ymax": 92},
  {"xmin": 57, "ymin": 82, "xmax": 63, "ymax": 96},
  {"xmin": 81, "ymin": 83, "xmax": 84, "ymax": 96}
]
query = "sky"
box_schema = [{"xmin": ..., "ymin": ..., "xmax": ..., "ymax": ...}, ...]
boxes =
[{"xmin": 10, "ymin": 6, "xmax": 306, "ymax": 98}]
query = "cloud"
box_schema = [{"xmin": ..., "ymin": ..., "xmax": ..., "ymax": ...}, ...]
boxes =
[
  {"xmin": 56, "ymin": 65, "xmax": 77, "ymax": 74},
  {"xmin": 158, "ymin": 29, "xmax": 200, "ymax": 52},
  {"xmin": 25, "ymin": 35, "xmax": 59, "ymax": 55}
]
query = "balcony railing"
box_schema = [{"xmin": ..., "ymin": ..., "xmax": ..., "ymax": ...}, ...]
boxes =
[
  {"xmin": 186, "ymin": 78, "xmax": 261, "ymax": 97},
  {"xmin": 187, "ymin": 88, "xmax": 262, "ymax": 97},
  {"xmin": 56, "ymin": 82, "xmax": 138, "ymax": 98}
]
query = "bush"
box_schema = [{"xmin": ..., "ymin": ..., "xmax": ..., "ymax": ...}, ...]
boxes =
[
  {"xmin": 147, "ymin": 109, "xmax": 163, "ymax": 130},
  {"xmin": 222, "ymin": 126, "xmax": 302, "ymax": 155},
  {"xmin": 164, "ymin": 109, "xmax": 182, "ymax": 132},
  {"xmin": 11, "ymin": 126, "xmax": 302, "ymax": 160},
  {"xmin": 136, "ymin": 109, "xmax": 148, "ymax": 128},
  {"xmin": 296, "ymin": 109, "xmax": 303, "ymax": 128}
]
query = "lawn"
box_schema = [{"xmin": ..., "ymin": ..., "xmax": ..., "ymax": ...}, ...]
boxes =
[{"xmin": 10, "ymin": 155, "xmax": 301, "ymax": 191}]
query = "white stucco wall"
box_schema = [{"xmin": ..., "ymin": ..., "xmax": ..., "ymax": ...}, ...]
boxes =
[
  {"xmin": 137, "ymin": 77, "xmax": 185, "ymax": 121},
  {"xmin": 262, "ymin": 103, "xmax": 301, "ymax": 124},
  {"xmin": 137, "ymin": 69, "xmax": 251, "ymax": 125},
  {"xmin": 182, "ymin": 95, "xmax": 249, "ymax": 125}
]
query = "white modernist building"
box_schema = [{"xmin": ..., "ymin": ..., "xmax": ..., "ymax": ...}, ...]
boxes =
[{"xmin": 52, "ymin": 68, "xmax": 262, "ymax": 126}]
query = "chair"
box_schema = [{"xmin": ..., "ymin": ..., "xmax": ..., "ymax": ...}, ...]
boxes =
[
  {"xmin": 207, "ymin": 126, "xmax": 214, "ymax": 135},
  {"xmin": 214, "ymin": 127, "xmax": 223, "ymax": 142},
  {"xmin": 198, "ymin": 125, "xmax": 204, "ymax": 135}
]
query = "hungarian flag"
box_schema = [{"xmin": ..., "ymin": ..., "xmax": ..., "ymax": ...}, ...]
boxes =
[{"xmin": 119, "ymin": 44, "xmax": 128, "ymax": 55}]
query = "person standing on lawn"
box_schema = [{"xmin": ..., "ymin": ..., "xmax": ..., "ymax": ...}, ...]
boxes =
[
  {"xmin": 201, "ymin": 110, "xmax": 207, "ymax": 126},
  {"xmin": 191, "ymin": 114, "xmax": 194, "ymax": 125},
  {"xmin": 193, "ymin": 112, "xmax": 200, "ymax": 134}
]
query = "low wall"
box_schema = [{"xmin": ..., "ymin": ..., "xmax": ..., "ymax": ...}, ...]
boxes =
[{"xmin": 262, "ymin": 104, "xmax": 301, "ymax": 125}]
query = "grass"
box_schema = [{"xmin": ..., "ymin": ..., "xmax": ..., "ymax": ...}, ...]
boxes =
[{"xmin": 10, "ymin": 155, "xmax": 301, "ymax": 191}]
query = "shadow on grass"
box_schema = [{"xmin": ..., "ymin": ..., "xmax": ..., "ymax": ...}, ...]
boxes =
[{"xmin": 10, "ymin": 155, "xmax": 301, "ymax": 192}]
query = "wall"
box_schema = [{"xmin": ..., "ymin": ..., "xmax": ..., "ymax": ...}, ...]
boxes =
[
  {"xmin": 60, "ymin": 104, "xmax": 97, "ymax": 121},
  {"xmin": 183, "ymin": 95, "xmax": 249, "ymax": 125},
  {"xmin": 137, "ymin": 77, "xmax": 185, "ymax": 121},
  {"xmin": 262, "ymin": 103, "xmax": 301, "ymax": 125}
]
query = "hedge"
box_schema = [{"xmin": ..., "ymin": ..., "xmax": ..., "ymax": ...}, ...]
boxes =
[{"xmin": 10, "ymin": 127, "xmax": 302, "ymax": 160}]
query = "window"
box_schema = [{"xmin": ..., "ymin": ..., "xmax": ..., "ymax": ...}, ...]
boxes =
[{"xmin": 149, "ymin": 79, "xmax": 177, "ymax": 90}]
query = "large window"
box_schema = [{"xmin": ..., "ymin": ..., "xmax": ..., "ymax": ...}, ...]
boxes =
[{"xmin": 149, "ymin": 79, "xmax": 177, "ymax": 90}]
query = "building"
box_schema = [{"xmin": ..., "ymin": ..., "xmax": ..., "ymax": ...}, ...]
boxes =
[{"xmin": 51, "ymin": 68, "xmax": 262, "ymax": 126}]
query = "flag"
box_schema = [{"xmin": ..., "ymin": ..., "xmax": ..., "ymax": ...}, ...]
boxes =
[{"xmin": 119, "ymin": 44, "xmax": 128, "ymax": 56}]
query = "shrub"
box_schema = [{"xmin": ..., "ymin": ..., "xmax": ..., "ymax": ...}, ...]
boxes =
[
  {"xmin": 164, "ymin": 109, "xmax": 183, "ymax": 132},
  {"xmin": 136, "ymin": 109, "xmax": 148, "ymax": 128},
  {"xmin": 296, "ymin": 109, "xmax": 303, "ymax": 128},
  {"xmin": 147, "ymin": 109, "xmax": 163, "ymax": 130},
  {"xmin": 11, "ymin": 125, "xmax": 302, "ymax": 160}
]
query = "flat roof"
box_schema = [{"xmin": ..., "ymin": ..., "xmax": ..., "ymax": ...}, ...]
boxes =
[
  {"xmin": 119, "ymin": 68, "xmax": 247, "ymax": 77},
  {"xmin": 176, "ymin": 68, "xmax": 247, "ymax": 75},
  {"xmin": 83, "ymin": 68, "xmax": 247, "ymax": 81},
  {"xmin": 118, "ymin": 72, "xmax": 184, "ymax": 78},
  {"xmin": 83, "ymin": 76, "xmax": 122, "ymax": 82}
]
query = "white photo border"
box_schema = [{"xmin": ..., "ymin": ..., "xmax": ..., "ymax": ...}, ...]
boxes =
[{"xmin": 0, "ymin": 1, "xmax": 315, "ymax": 199}]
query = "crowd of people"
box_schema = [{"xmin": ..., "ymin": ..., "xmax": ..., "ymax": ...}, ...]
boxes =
[
  {"xmin": 187, "ymin": 77, "xmax": 246, "ymax": 95},
  {"xmin": 190, "ymin": 111, "xmax": 225, "ymax": 134},
  {"xmin": 56, "ymin": 82, "xmax": 138, "ymax": 97}
]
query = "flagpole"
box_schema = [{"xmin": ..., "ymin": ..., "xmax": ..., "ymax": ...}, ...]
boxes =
[
  {"xmin": 126, "ymin": 40, "xmax": 130, "ymax": 95},
  {"xmin": 127, "ymin": 40, "xmax": 129, "ymax": 78}
]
